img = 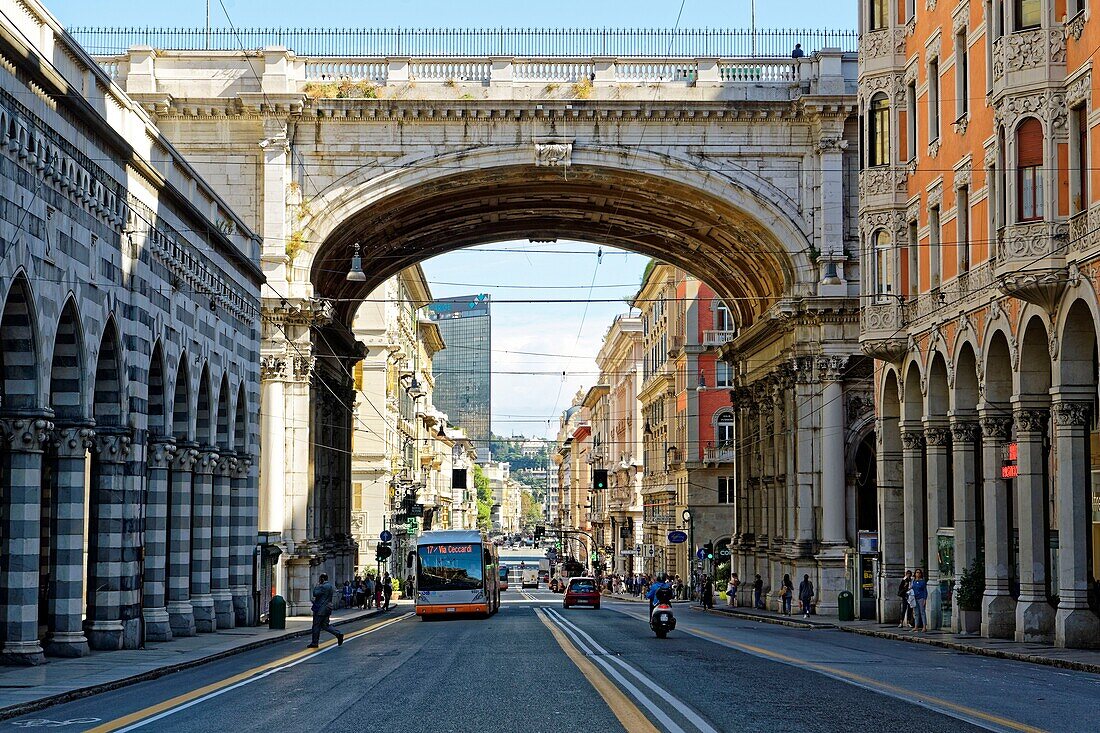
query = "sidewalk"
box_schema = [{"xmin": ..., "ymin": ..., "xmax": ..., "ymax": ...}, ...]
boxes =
[
  {"xmin": 699, "ymin": 604, "xmax": 1100, "ymax": 674},
  {"xmin": 0, "ymin": 603, "xmax": 401, "ymax": 721}
]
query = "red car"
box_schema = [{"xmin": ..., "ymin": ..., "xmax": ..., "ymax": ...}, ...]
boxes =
[{"xmin": 563, "ymin": 577, "xmax": 601, "ymax": 610}]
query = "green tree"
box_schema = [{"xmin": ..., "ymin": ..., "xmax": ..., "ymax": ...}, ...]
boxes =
[
  {"xmin": 473, "ymin": 464, "xmax": 492, "ymax": 532},
  {"xmin": 520, "ymin": 490, "xmax": 543, "ymax": 530}
]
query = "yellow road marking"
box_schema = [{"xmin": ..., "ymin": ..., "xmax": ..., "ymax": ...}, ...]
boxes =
[
  {"xmin": 536, "ymin": 609, "xmax": 659, "ymax": 733},
  {"xmin": 86, "ymin": 613, "xmax": 412, "ymax": 733},
  {"xmin": 617, "ymin": 608, "xmax": 1045, "ymax": 733}
]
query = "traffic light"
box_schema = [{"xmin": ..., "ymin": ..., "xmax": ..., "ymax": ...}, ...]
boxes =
[
  {"xmin": 703, "ymin": 542, "xmax": 714, "ymax": 561},
  {"xmin": 376, "ymin": 543, "xmax": 392, "ymax": 560},
  {"xmin": 592, "ymin": 468, "xmax": 608, "ymax": 490},
  {"xmin": 534, "ymin": 525, "xmax": 545, "ymax": 539}
]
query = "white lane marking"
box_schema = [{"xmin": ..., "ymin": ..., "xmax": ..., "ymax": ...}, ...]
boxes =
[
  {"xmin": 541, "ymin": 609, "xmax": 687, "ymax": 733},
  {"xmin": 10, "ymin": 721, "xmax": 101, "ymax": 729},
  {"xmin": 111, "ymin": 613, "xmax": 413, "ymax": 732},
  {"xmin": 547, "ymin": 609, "xmax": 720, "ymax": 733}
]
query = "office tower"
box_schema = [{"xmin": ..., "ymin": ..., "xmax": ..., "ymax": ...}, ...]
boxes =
[{"xmin": 427, "ymin": 294, "xmax": 492, "ymax": 461}]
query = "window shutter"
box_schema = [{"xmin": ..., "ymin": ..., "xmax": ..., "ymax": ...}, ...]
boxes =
[{"xmin": 1017, "ymin": 118, "xmax": 1043, "ymax": 167}]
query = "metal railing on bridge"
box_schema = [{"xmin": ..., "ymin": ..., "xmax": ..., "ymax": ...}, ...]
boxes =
[{"xmin": 69, "ymin": 26, "xmax": 858, "ymax": 58}]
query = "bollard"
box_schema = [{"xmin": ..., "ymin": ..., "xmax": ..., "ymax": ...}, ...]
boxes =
[{"xmin": 268, "ymin": 594, "xmax": 287, "ymax": 630}]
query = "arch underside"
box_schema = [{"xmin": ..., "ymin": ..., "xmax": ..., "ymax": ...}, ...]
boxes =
[{"xmin": 312, "ymin": 164, "xmax": 799, "ymax": 325}]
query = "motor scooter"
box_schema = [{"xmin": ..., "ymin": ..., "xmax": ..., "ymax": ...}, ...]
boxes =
[{"xmin": 649, "ymin": 586, "xmax": 676, "ymax": 638}]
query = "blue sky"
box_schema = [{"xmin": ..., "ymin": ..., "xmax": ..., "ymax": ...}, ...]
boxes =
[
  {"xmin": 48, "ymin": 1, "xmax": 855, "ymax": 32},
  {"xmin": 47, "ymin": 0, "xmax": 856, "ymax": 441}
]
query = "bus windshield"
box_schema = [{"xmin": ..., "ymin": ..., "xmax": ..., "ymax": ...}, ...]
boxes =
[{"xmin": 417, "ymin": 543, "xmax": 484, "ymax": 591}]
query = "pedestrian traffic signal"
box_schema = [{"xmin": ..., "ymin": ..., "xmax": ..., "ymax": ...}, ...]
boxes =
[
  {"xmin": 703, "ymin": 542, "xmax": 714, "ymax": 561},
  {"xmin": 592, "ymin": 468, "xmax": 608, "ymax": 490},
  {"xmin": 376, "ymin": 543, "xmax": 392, "ymax": 560}
]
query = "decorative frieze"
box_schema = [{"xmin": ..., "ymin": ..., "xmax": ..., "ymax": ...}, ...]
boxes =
[
  {"xmin": 949, "ymin": 420, "xmax": 979, "ymax": 444},
  {"xmin": 900, "ymin": 429, "xmax": 925, "ymax": 451},
  {"xmin": 993, "ymin": 28, "xmax": 1066, "ymax": 79},
  {"xmin": 260, "ymin": 355, "xmax": 288, "ymax": 380},
  {"xmin": 923, "ymin": 426, "xmax": 951, "ymax": 446},
  {"xmin": 1066, "ymin": 70, "xmax": 1091, "ymax": 109},
  {"xmin": 534, "ymin": 140, "xmax": 572, "ymax": 167},
  {"xmin": 858, "ymin": 167, "xmax": 907, "ymax": 198},
  {"xmin": 1014, "ymin": 408, "xmax": 1049, "ymax": 434},
  {"xmin": 994, "ymin": 90, "xmax": 1067, "ymax": 132},
  {"xmin": 1052, "ymin": 401, "xmax": 1091, "ymax": 427},
  {"xmin": 1065, "ymin": 11, "xmax": 1086, "ymax": 42},
  {"xmin": 980, "ymin": 415, "xmax": 1012, "ymax": 441}
]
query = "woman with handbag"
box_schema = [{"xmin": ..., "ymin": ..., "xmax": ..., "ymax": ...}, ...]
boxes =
[
  {"xmin": 727, "ymin": 573, "xmax": 740, "ymax": 607},
  {"xmin": 779, "ymin": 573, "xmax": 794, "ymax": 615},
  {"xmin": 897, "ymin": 569, "xmax": 913, "ymax": 628},
  {"xmin": 910, "ymin": 568, "xmax": 928, "ymax": 633}
]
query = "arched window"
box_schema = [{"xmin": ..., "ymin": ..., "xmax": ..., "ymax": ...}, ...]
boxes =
[
  {"xmin": 868, "ymin": 93, "xmax": 890, "ymax": 167},
  {"xmin": 873, "ymin": 229, "xmax": 894, "ymax": 300},
  {"xmin": 716, "ymin": 412, "xmax": 735, "ymax": 445},
  {"xmin": 1016, "ymin": 117, "xmax": 1044, "ymax": 222}
]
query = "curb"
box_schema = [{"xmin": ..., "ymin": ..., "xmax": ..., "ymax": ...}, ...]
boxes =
[
  {"xmin": 836, "ymin": 625, "xmax": 1100, "ymax": 675},
  {"xmin": 0, "ymin": 607, "xmax": 388, "ymax": 722},
  {"xmin": 699, "ymin": 606, "xmax": 835, "ymax": 630}
]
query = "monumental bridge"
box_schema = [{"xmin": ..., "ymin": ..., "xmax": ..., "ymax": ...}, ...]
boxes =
[{"xmin": 73, "ymin": 26, "xmax": 869, "ymax": 614}]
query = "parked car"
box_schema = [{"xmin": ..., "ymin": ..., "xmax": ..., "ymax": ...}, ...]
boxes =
[{"xmin": 563, "ymin": 577, "xmax": 601, "ymax": 610}]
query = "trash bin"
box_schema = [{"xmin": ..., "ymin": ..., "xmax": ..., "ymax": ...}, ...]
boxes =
[
  {"xmin": 837, "ymin": 590, "xmax": 855, "ymax": 621},
  {"xmin": 269, "ymin": 594, "xmax": 287, "ymax": 630}
]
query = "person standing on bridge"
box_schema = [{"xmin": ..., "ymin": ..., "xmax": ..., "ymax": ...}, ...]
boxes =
[
  {"xmin": 308, "ymin": 572, "xmax": 344, "ymax": 648},
  {"xmin": 791, "ymin": 43, "xmax": 805, "ymax": 58}
]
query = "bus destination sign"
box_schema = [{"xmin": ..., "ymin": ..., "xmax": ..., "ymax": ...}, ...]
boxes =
[{"xmin": 422, "ymin": 544, "xmax": 475, "ymax": 555}]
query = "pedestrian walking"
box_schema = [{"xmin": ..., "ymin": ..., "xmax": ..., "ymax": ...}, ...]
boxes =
[
  {"xmin": 364, "ymin": 575, "xmax": 376, "ymax": 609},
  {"xmin": 753, "ymin": 573, "xmax": 764, "ymax": 609},
  {"xmin": 798, "ymin": 574, "xmax": 815, "ymax": 617},
  {"xmin": 341, "ymin": 580, "xmax": 353, "ymax": 609},
  {"xmin": 897, "ymin": 570, "xmax": 914, "ymax": 628},
  {"xmin": 381, "ymin": 572, "xmax": 393, "ymax": 610},
  {"xmin": 778, "ymin": 573, "xmax": 794, "ymax": 615},
  {"xmin": 308, "ymin": 572, "xmax": 344, "ymax": 648},
  {"xmin": 911, "ymin": 569, "xmax": 928, "ymax": 633},
  {"xmin": 702, "ymin": 576, "xmax": 714, "ymax": 610},
  {"xmin": 727, "ymin": 573, "xmax": 740, "ymax": 607}
]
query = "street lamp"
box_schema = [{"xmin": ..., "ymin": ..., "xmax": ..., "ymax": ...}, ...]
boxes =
[
  {"xmin": 682, "ymin": 508, "xmax": 694, "ymax": 582},
  {"xmin": 345, "ymin": 242, "xmax": 367, "ymax": 282},
  {"xmin": 406, "ymin": 376, "xmax": 425, "ymax": 400}
]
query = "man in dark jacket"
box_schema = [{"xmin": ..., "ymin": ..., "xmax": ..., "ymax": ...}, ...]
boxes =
[{"xmin": 308, "ymin": 572, "xmax": 344, "ymax": 648}]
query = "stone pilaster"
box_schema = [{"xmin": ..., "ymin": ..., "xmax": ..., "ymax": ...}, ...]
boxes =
[
  {"xmin": 231, "ymin": 454, "xmax": 255, "ymax": 626},
  {"xmin": 85, "ymin": 428, "xmax": 132, "ymax": 652},
  {"xmin": 900, "ymin": 425, "xmax": 927, "ymax": 572},
  {"xmin": 211, "ymin": 453, "xmax": 236, "ymax": 629},
  {"xmin": 142, "ymin": 437, "xmax": 176, "ymax": 642},
  {"xmin": 168, "ymin": 443, "xmax": 198, "ymax": 637},
  {"xmin": 1013, "ymin": 407, "xmax": 1055, "ymax": 643},
  {"xmin": 190, "ymin": 448, "xmax": 220, "ymax": 632},
  {"xmin": 979, "ymin": 413, "xmax": 1015, "ymax": 639},
  {"xmin": 949, "ymin": 418, "xmax": 979, "ymax": 633}
]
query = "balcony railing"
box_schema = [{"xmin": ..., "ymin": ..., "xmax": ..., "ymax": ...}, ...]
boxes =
[
  {"xmin": 703, "ymin": 444, "xmax": 736, "ymax": 464},
  {"xmin": 702, "ymin": 329, "xmax": 737, "ymax": 346}
]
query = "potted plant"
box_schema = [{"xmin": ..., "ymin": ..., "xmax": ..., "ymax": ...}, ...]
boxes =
[{"xmin": 955, "ymin": 556, "xmax": 984, "ymax": 634}]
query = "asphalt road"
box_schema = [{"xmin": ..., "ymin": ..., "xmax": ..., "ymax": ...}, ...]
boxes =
[{"xmin": 7, "ymin": 588, "xmax": 1097, "ymax": 733}]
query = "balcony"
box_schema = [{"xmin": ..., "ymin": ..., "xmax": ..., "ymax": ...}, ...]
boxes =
[
  {"xmin": 991, "ymin": 28, "xmax": 1066, "ymax": 95},
  {"xmin": 859, "ymin": 300, "xmax": 907, "ymax": 363},
  {"xmin": 702, "ymin": 330, "xmax": 737, "ymax": 347},
  {"xmin": 995, "ymin": 221, "xmax": 1070, "ymax": 311},
  {"xmin": 703, "ymin": 443, "xmax": 736, "ymax": 464}
]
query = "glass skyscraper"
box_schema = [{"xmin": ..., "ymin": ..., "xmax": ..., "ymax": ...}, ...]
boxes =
[{"xmin": 427, "ymin": 294, "xmax": 492, "ymax": 461}]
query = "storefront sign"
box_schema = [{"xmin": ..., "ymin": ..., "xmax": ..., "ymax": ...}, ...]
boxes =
[{"xmin": 667, "ymin": 530, "xmax": 688, "ymax": 544}]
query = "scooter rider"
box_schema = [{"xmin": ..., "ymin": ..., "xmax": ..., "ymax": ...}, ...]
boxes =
[{"xmin": 646, "ymin": 572, "xmax": 673, "ymax": 608}]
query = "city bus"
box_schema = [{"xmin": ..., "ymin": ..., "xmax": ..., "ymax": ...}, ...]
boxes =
[
  {"xmin": 499, "ymin": 565, "xmax": 510, "ymax": 591},
  {"xmin": 412, "ymin": 530, "xmax": 500, "ymax": 618}
]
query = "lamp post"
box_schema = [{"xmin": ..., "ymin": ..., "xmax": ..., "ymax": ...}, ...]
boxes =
[{"xmin": 682, "ymin": 508, "xmax": 694, "ymax": 584}]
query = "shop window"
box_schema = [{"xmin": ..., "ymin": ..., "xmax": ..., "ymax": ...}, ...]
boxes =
[
  {"xmin": 1016, "ymin": 117, "xmax": 1044, "ymax": 222},
  {"xmin": 869, "ymin": 93, "xmax": 891, "ymax": 167},
  {"xmin": 873, "ymin": 229, "xmax": 894, "ymax": 300},
  {"xmin": 1014, "ymin": 0, "xmax": 1040, "ymax": 30}
]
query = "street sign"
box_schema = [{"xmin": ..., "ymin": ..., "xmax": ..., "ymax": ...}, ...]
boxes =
[
  {"xmin": 696, "ymin": 548, "xmax": 706, "ymax": 560},
  {"xmin": 667, "ymin": 530, "xmax": 688, "ymax": 544},
  {"xmin": 379, "ymin": 530, "xmax": 393, "ymax": 542},
  {"xmin": 620, "ymin": 549, "xmax": 637, "ymax": 556},
  {"xmin": 407, "ymin": 503, "xmax": 424, "ymax": 518}
]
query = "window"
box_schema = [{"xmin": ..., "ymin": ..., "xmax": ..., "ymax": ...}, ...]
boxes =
[
  {"xmin": 906, "ymin": 0, "xmax": 916, "ymax": 22},
  {"xmin": 716, "ymin": 413, "xmax": 735, "ymax": 445},
  {"xmin": 955, "ymin": 30, "xmax": 968, "ymax": 120},
  {"xmin": 869, "ymin": 0, "xmax": 889, "ymax": 31},
  {"xmin": 715, "ymin": 302, "xmax": 733, "ymax": 331},
  {"xmin": 957, "ymin": 185, "xmax": 971, "ymax": 273},
  {"xmin": 718, "ymin": 476, "xmax": 734, "ymax": 504},
  {"xmin": 1071, "ymin": 104, "xmax": 1089, "ymax": 215},
  {"xmin": 930, "ymin": 204, "xmax": 942, "ymax": 289},
  {"xmin": 873, "ymin": 230, "xmax": 894, "ymax": 299},
  {"xmin": 1016, "ymin": 118, "xmax": 1044, "ymax": 222},
  {"xmin": 906, "ymin": 80, "xmax": 918, "ymax": 160},
  {"xmin": 928, "ymin": 57, "xmax": 940, "ymax": 143},
  {"xmin": 907, "ymin": 219, "xmax": 919, "ymax": 296},
  {"xmin": 869, "ymin": 94, "xmax": 890, "ymax": 167},
  {"xmin": 715, "ymin": 361, "xmax": 732, "ymax": 388},
  {"xmin": 1014, "ymin": 0, "xmax": 1040, "ymax": 31}
]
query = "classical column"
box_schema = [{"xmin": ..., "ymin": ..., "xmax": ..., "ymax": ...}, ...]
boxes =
[
  {"xmin": 794, "ymin": 362, "xmax": 816, "ymax": 556},
  {"xmin": 1013, "ymin": 407, "xmax": 1054, "ymax": 643},
  {"xmin": 979, "ymin": 413, "xmax": 1015, "ymax": 638},
  {"xmin": 259, "ymin": 357, "xmax": 286, "ymax": 535},
  {"xmin": 819, "ymin": 358, "xmax": 846, "ymax": 547},
  {"xmin": 949, "ymin": 418, "xmax": 979, "ymax": 632},
  {"xmin": 167, "ymin": 443, "xmax": 198, "ymax": 637},
  {"xmin": 923, "ymin": 422, "xmax": 951, "ymax": 629},
  {"xmin": 44, "ymin": 423, "xmax": 93, "ymax": 657},
  {"xmin": 900, "ymin": 424, "xmax": 926, "ymax": 572},
  {"xmin": 231, "ymin": 454, "xmax": 255, "ymax": 627},
  {"xmin": 142, "ymin": 437, "xmax": 175, "ymax": 642},
  {"xmin": 85, "ymin": 428, "xmax": 132, "ymax": 652},
  {"xmin": 1052, "ymin": 400, "xmax": 1100, "ymax": 648},
  {"xmin": 876, "ymin": 417, "xmax": 904, "ymax": 623},
  {"xmin": 211, "ymin": 453, "xmax": 236, "ymax": 629},
  {"xmin": 190, "ymin": 447, "xmax": 219, "ymax": 632},
  {"xmin": 0, "ymin": 415, "xmax": 52, "ymax": 665}
]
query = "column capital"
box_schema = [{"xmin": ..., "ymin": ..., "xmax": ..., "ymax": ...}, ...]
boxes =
[
  {"xmin": 1052, "ymin": 400, "xmax": 1091, "ymax": 427},
  {"xmin": 0, "ymin": 414, "xmax": 54, "ymax": 453},
  {"xmin": 147, "ymin": 437, "xmax": 177, "ymax": 469},
  {"xmin": 172, "ymin": 442, "xmax": 201, "ymax": 471},
  {"xmin": 93, "ymin": 428, "xmax": 133, "ymax": 462},
  {"xmin": 260, "ymin": 355, "xmax": 288, "ymax": 381},
  {"xmin": 1014, "ymin": 408, "xmax": 1049, "ymax": 434},
  {"xmin": 979, "ymin": 414, "xmax": 1013, "ymax": 440},
  {"xmin": 233, "ymin": 453, "xmax": 254, "ymax": 479},
  {"xmin": 816, "ymin": 355, "xmax": 848, "ymax": 382},
  {"xmin": 900, "ymin": 428, "xmax": 925, "ymax": 451},
  {"xmin": 949, "ymin": 419, "xmax": 980, "ymax": 445},
  {"xmin": 195, "ymin": 449, "xmax": 221, "ymax": 475},
  {"xmin": 923, "ymin": 426, "xmax": 952, "ymax": 447},
  {"xmin": 54, "ymin": 422, "xmax": 95, "ymax": 457},
  {"xmin": 216, "ymin": 453, "xmax": 238, "ymax": 476}
]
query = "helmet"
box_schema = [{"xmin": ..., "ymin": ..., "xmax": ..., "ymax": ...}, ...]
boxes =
[{"xmin": 657, "ymin": 572, "xmax": 668, "ymax": 582}]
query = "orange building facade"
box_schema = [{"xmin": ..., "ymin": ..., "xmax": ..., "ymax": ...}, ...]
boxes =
[{"xmin": 860, "ymin": 0, "xmax": 1100, "ymax": 647}]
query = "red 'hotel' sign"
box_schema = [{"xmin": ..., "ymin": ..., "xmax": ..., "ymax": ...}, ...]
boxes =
[{"xmin": 1001, "ymin": 442, "xmax": 1018, "ymax": 479}]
